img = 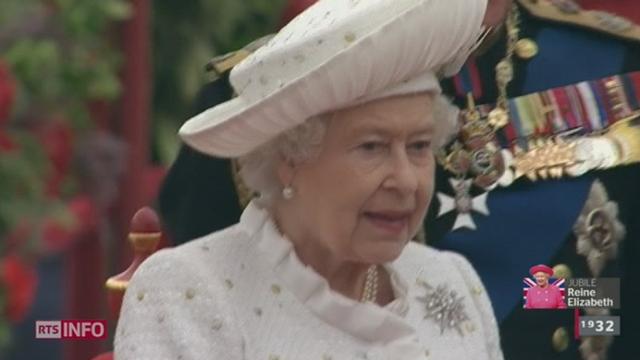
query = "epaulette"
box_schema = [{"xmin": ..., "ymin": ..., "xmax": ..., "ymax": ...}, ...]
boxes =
[
  {"xmin": 204, "ymin": 34, "xmax": 276, "ymax": 78},
  {"xmin": 517, "ymin": 0, "xmax": 640, "ymax": 43}
]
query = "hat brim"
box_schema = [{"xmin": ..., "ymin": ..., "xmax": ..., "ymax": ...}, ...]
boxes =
[
  {"xmin": 529, "ymin": 265, "xmax": 554, "ymax": 276},
  {"xmin": 179, "ymin": 0, "xmax": 486, "ymax": 158},
  {"xmin": 178, "ymin": 67, "xmax": 440, "ymax": 158},
  {"xmin": 179, "ymin": 61, "xmax": 333, "ymax": 158}
]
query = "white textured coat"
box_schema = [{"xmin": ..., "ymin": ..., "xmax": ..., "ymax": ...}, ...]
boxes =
[{"xmin": 115, "ymin": 202, "xmax": 503, "ymax": 360}]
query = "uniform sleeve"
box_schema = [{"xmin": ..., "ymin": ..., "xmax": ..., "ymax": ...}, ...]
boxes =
[
  {"xmin": 114, "ymin": 249, "xmax": 244, "ymax": 360},
  {"xmin": 448, "ymin": 252, "xmax": 504, "ymax": 360}
]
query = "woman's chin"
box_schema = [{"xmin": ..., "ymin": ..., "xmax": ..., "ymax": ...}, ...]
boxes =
[{"xmin": 358, "ymin": 238, "xmax": 409, "ymax": 264}]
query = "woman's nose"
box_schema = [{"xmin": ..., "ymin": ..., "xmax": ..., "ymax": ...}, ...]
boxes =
[{"xmin": 383, "ymin": 149, "xmax": 419, "ymax": 194}]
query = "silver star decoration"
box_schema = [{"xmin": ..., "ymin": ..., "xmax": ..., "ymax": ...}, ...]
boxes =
[
  {"xmin": 573, "ymin": 180, "xmax": 625, "ymax": 276},
  {"xmin": 579, "ymin": 333, "xmax": 613, "ymax": 360},
  {"xmin": 436, "ymin": 178, "xmax": 490, "ymax": 231},
  {"xmin": 580, "ymin": 307, "xmax": 614, "ymax": 358},
  {"xmin": 416, "ymin": 280, "xmax": 471, "ymax": 336}
]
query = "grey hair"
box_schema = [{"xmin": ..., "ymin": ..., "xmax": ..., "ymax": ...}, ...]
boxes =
[
  {"xmin": 238, "ymin": 113, "xmax": 330, "ymax": 206},
  {"xmin": 238, "ymin": 94, "xmax": 459, "ymax": 206}
]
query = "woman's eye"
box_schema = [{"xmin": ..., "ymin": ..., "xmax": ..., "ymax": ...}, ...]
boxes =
[
  {"xmin": 409, "ymin": 140, "xmax": 432, "ymax": 152},
  {"xmin": 360, "ymin": 141, "xmax": 386, "ymax": 152}
]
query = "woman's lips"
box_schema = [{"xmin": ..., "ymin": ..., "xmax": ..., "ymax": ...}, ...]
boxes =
[{"xmin": 364, "ymin": 211, "xmax": 411, "ymax": 234}]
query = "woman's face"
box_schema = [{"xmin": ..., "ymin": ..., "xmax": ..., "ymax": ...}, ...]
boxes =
[
  {"xmin": 534, "ymin": 272, "xmax": 550, "ymax": 287},
  {"xmin": 278, "ymin": 93, "xmax": 436, "ymax": 264}
]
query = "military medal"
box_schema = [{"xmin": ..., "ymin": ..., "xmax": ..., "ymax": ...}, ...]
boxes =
[
  {"xmin": 443, "ymin": 94, "xmax": 508, "ymax": 188},
  {"xmin": 441, "ymin": 143, "xmax": 471, "ymax": 176},
  {"xmin": 434, "ymin": 5, "xmax": 521, "ymax": 232},
  {"xmin": 487, "ymin": 107, "xmax": 509, "ymax": 129},
  {"xmin": 469, "ymin": 142, "xmax": 505, "ymax": 189},
  {"xmin": 436, "ymin": 178, "xmax": 489, "ymax": 231}
]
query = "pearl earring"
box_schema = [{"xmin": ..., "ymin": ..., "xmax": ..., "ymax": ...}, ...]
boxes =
[{"xmin": 282, "ymin": 186, "xmax": 295, "ymax": 200}]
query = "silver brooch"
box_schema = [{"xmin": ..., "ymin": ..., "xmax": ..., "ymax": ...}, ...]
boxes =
[
  {"xmin": 436, "ymin": 178, "xmax": 489, "ymax": 231},
  {"xmin": 573, "ymin": 180, "xmax": 625, "ymax": 276},
  {"xmin": 416, "ymin": 280, "xmax": 471, "ymax": 336}
]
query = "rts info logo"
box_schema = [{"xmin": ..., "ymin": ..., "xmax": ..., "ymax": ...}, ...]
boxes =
[{"xmin": 36, "ymin": 320, "xmax": 108, "ymax": 340}]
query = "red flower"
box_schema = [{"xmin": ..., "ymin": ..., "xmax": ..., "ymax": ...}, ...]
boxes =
[
  {"xmin": 35, "ymin": 120, "xmax": 74, "ymax": 197},
  {"xmin": 3, "ymin": 220, "xmax": 32, "ymax": 252},
  {"xmin": 69, "ymin": 195, "xmax": 98, "ymax": 235},
  {"xmin": 0, "ymin": 60, "xmax": 16, "ymax": 126},
  {"xmin": 0, "ymin": 254, "xmax": 38, "ymax": 323},
  {"xmin": 42, "ymin": 219, "xmax": 74, "ymax": 254},
  {"xmin": 42, "ymin": 196, "xmax": 98, "ymax": 253},
  {"xmin": 0, "ymin": 129, "xmax": 16, "ymax": 152}
]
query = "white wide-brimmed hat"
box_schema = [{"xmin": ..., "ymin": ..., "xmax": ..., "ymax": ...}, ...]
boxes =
[{"xmin": 179, "ymin": 0, "xmax": 488, "ymax": 157}]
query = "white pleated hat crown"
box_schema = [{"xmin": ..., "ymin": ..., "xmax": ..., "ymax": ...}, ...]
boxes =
[{"xmin": 179, "ymin": 0, "xmax": 487, "ymax": 157}]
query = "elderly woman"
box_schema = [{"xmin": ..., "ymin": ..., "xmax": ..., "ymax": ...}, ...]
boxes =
[
  {"xmin": 115, "ymin": 0, "xmax": 505, "ymax": 359},
  {"xmin": 525, "ymin": 265, "xmax": 567, "ymax": 310}
]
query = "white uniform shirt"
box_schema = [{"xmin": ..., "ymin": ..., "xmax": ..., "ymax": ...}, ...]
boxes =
[{"xmin": 115, "ymin": 201, "xmax": 503, "ymax": 360}]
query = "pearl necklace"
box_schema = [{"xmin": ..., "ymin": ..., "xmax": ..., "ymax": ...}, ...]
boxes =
[
  {"xmin": 273, "ymin": 220, "xmax": 378, "ymax": 303},
  {"xmin": 360, "ymin": 265, "xmax": 379, "ymax": 303},
  {"xmin": 272, "ymin": 219, "xmax": 380, "ymax": 303}
]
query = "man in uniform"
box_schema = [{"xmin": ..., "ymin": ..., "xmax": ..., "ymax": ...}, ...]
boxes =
[
  {"xmin": 429, "ymin": 1, "xmax": 640, "ymax": 359},
  {"xmin": 157, "ymin": 0, "xmax": 640, "ymax": 358}
]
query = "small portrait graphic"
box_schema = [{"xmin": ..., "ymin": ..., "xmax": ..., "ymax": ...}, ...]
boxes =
[{"xmin": 524, "ymin": 264, "xmax": 567, "ymax": 309}]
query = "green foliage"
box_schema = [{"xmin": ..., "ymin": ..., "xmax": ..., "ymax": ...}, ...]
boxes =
[
  {"xmin": 0, "ymin": 0, "xmax": 131, "ymax": 349},
  {"xmin": 3, "ymin": 1, "xmax": 129, "ymax": 129},
  {"xmin": 0, "ymin": 0, "xmax": 129, "ymax": 231},
  {"xmin": 151, "ymin": 0, "xmax": 288, "ymax": 164}
]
